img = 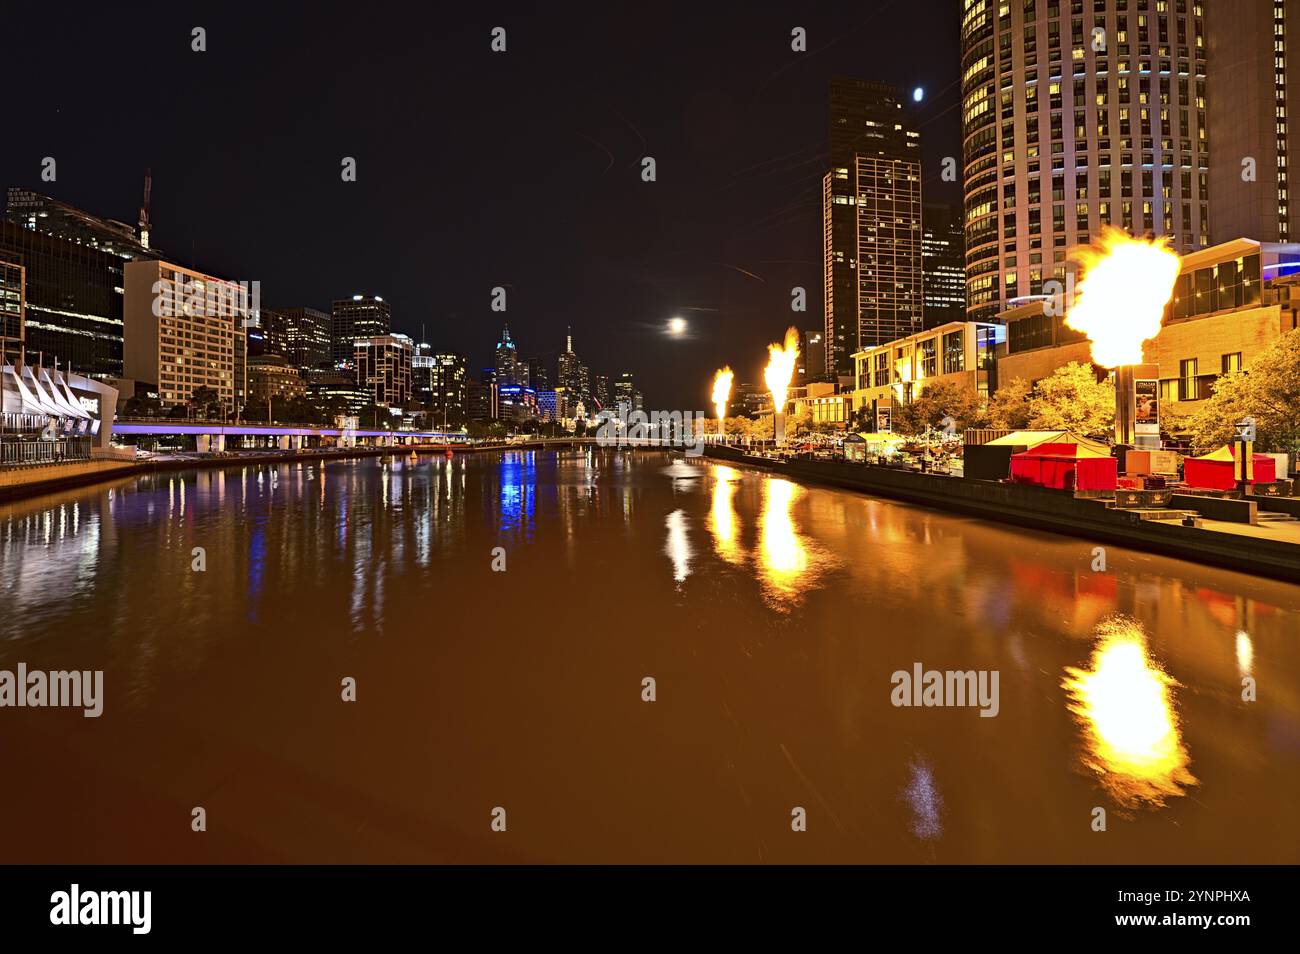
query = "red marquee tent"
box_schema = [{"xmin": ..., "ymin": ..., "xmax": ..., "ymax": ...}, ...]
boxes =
[
  {"xmin": 1183, "ymin": 445, "xmax": 1277, "ymax": 490},
  {"xmin": 1009, "ymin": 442, "xmax": 1118, "ymax": 491}
]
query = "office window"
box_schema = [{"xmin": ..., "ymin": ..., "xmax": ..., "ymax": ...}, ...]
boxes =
[{"xmin": 942, "ymin": 330, "xmax": 966, "ymax": 374}]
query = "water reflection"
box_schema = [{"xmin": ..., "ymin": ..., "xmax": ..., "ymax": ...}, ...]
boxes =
[
  {"xmin": 1063, "ymin": 615, "xmax": 1198, "ymax": 808},
  {"xmin": 708, "ymin": 466, "xmax": 742, "ymax": 564},
  {"xmin": 664, "ymin": 510, "xmax": 692, "ymax": 584},
  {"xmin": 902, "ymin": 757, "xmax": 944, "ymax": 841},
  {"xmin": 757, "ymin": 478, "xmax": 809, "ymax": 605},
  {"xmin": 1236, "ymin": 630, "xmax": 1254, "ymax": 677}
]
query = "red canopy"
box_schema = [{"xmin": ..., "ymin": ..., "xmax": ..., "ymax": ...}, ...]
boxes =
[
  {"xmin": 1184, "ymin": 445, "xmax": 1277, "ymax": 490},
  {"xmin": 1009, "ymin": 446, "xmax": 1117, "ymax": 491}
]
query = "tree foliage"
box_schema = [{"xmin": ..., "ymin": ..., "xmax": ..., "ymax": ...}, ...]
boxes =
[
  {"xmin": 1187, "ymin": 329, "xmax": 1300, "ymax": 453},
  {"xmin": 892, "ymin": 379, "xmax": 989, "ymax": 436},
  {"xmin": 986, "ymin": 376, "xmax": 1034, "ymax": 430},
  {"xmin": 1027, "ymin": 362, "xmax": 1115, "ymax": 437}
]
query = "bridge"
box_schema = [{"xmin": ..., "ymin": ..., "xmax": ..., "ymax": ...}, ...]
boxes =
[{"xmin": 112, "ymin": 419, "xmax": 467, "ymax": 452}]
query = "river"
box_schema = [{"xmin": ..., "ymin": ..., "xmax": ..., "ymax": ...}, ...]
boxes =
[{"xmin": 1, "ymin": 449, "xmax": 1297, "ymax": 863}]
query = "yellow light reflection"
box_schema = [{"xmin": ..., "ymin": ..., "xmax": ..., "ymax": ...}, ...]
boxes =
[
  {"xmin": 709, "ymin": 465, "xmax": 742, "ymax": 564},
  {"xmin": 758, "ymin": 478, "xmax": 808, "ymax": 602},
  {"xmin": 1063, "ymin": 616, "xmax": 1197, "ymax": 808},
  {"xmin": 1235, "ymin": 630, "xmax": 1254, "ymax": 677},
  {"xmin": 664, "ymin": 509, "xmax": 692, "ymax": 583}
]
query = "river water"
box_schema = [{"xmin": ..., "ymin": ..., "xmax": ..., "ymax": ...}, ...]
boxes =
[{"xmin": 1, "ymin": 449, "xmax": 1297, "ymax": 863}]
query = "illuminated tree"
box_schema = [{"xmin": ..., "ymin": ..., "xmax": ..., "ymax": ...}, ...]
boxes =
[
  {"xmin": 1028, "ymin": 362, "xmax": 1115, "ymax": 438},
  {"xmin": 893, "ymin": 379, "xmax": 988, "ymax": 435},
  {"xmin": 1187, "ymin": 329, "xmax": 1300, "ymax": 454}
]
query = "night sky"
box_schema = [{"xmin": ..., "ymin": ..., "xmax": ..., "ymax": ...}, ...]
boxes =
[{"xmin": 5, "ymin": 1, "xmax": 961, "ymax": 405}]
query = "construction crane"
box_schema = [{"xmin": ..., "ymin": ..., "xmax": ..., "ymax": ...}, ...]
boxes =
[{"xmin": 137, "ymin": 169, "xmax": 152, "ymax": 249}]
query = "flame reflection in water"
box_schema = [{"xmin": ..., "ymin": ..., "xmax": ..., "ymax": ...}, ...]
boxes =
[{"xmin": 1062, "ymin": 615, "xmax": 1197, "ymax": 808}]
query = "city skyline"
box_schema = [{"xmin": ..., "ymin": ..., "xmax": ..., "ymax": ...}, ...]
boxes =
[{"xmin": 0, "ymin": 2, "xmax": 964, "ymax": 406}]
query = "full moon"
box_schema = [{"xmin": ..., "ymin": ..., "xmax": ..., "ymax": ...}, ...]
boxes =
[{"xmin": 668, "ymin": 317, "xmax": 687, "ymax": 336}]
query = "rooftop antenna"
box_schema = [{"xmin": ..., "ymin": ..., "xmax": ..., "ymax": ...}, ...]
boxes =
[{"xmin": 138, "ymin": 169, "xmax": 152, "ymax": 249}]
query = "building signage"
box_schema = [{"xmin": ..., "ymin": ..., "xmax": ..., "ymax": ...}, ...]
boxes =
[
  {"xmin": 1134, "ymin": 379, "xmax": 1159, "ymax": 435},
  {"xmin": 876, "ymin": 406, "xmax": 891, "ymax": 434}
]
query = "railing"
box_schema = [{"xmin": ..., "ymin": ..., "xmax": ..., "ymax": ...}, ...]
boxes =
[{"xmin": 0, "ymin": 438, "xmax": 93, "ymax": 468}]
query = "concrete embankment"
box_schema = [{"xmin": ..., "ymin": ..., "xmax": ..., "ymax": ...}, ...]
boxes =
[
  {"xmin": 705, "ymin": 445, "xmax": 1300, "ymax": 584},
  {"xmin": 0, "ymin": 458, "xmax": 142, "ymax": 501}
]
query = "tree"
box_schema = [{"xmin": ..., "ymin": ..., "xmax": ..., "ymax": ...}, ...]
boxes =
[
  {"xmin": 893, "ymin": 380, "xmax": 988, "ymax": 436},
  {"xmin": 188, "ymin": 386, "xmax": 220, "ymax": 419},
  {"xmin": 122, "ymin": 394, "xmax": 162, "ymax": 418},
  {"xmin": 787, "ymin": 408, "xmax": 814, "ymax": 440},
  {"xmin": 1187, "ymin": 329, "xmax": 1300, "ymax": 453},
  {"xmin": 987, "ymin": 376, "xmax": 1034, "ymax": 430},
  {"xmin": 1028, "ymin": 362, "xmax": 1114, "ymax": 437}
]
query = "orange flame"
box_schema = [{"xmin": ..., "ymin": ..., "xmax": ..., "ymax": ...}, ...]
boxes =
[
  {"xmin": 764, "ymin": 327, "xmax": 800, "ymax": 414},
  {"xmin": 711, "ymin": 366, "xmax": 734, "ymax": 422},
  {"xmin": 1065, "ymin": 228, "xmax": 1181, "ymax": 368}
]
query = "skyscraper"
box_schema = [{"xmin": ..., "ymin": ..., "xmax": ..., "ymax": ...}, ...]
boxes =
[
  {"xmin": 331, "ymin": 295, "xmax": 391, "ymax": 367},
  {"xmin": 557, "ymin": 327, "xmax": 578, "ymax": 391},
  {"xmin": 960, "ymin": 0, "xmax": 1209, "ymax": 320},
  {"xmin": 0, "ymin": 259, "xmax": 23, "ymax": 367},
  {"xmin": 494, "ymin": 324, "xmax": 519, "ymax": 386},
  {"xmin": 1, "ymin": 189, "xmax": 157, "ymax": 378},
  {"xmin": 1206, "ymin": 0, "xmax": 1299, "ymax": 244},
  {"xmin": 802, "ymin": 329, "xmax": 825, "ymax": 383},
  {"xmin": 279, "ymin": 307, "xmax": 332, "ymax": 370},
  {"xmin": 354, "ymin": 333, "xmax": 413, "ymax": 408},
  {"xmin": 123, "ymin": 259, "xmax": 250, "ymax": 413},
  {"xmin": 525, "ymin": 356, "xmax": 552, "ymax": 392},
  {"xmin": 425, "ymin": 351, "xmax": 467, "ymax": 426},
  {"xmin": 922, "ymin": 202, "xmax": 967, "ymax": 330},
  {"xmin": 822, "ymin": 77, "xmax": 924, "ymax": 380}
]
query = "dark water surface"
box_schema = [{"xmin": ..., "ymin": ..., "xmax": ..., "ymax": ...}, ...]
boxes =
[{"xmin": 1, "ymin": 449, "xmax": 1297, "ymax": 863}]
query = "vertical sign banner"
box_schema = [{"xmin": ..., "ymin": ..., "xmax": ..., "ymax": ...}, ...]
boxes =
[
  {"xmin": 876, "ymin": 406, "xmax": 891, "ymax": 434},
  {"xmin": 1134, "ymin": 379, "xmax": 1159, "ymax": 436}
]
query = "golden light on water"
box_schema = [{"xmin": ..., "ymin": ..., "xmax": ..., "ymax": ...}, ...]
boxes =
[
  {"xmin": 758, "ymin": 478, "xmax": 808, "ymax": 600},
  {"xmin": 764, "ymin": 328, "xmax": 800, "ymax": 414},
  {"xmin": 664, "ymin": 509, "xmax": 692, "ymax": 583},
  {"xmin": 709, "ymin": 466, "xmax": 742, "ymax": 564},
  {"xmin": 1064, "ymin": 228, "xmax": 1181, "ymax": 368},
  {"xmin": 1063, "ymin": 616, "xmax": 1197, "ymax": 808},
  {"xmin": 711, "ymin": 367, "xmax": 734, "ymax": 426},
  {"xmin": 1236, "ymin": 630, "xmax": 1254, "ymax": 677}
]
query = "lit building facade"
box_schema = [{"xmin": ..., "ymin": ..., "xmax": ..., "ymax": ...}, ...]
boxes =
[
  {"xmin": 996, "ymin": 239, "xmax": 1300, "ymax": 431},
  {"xmin": 4, "ymin": 188, "xmax": 160, "ymax": 380},
  {"xmin": 123, "ymin": 259, "xmax": 249, "ymax": 412},
  {"xmin": 852, "ymin": 320, "xmax": 1005, "ymax": 428},
  {"xmin": 248, "ymin": 355, "xmax": 306, "ymax": 404},
  {"xmin": 823, "ymin": 77, "xmax": 924, "ymax": 379},
  {"xmin": 331, "ymin": 295, "xmax": 391, "ymax": 367},
  {"xmin": 353, "ymin": 333, "xmax": 413, "ymax": 408},
  {"xmin": 922, "ymin": 201, "xmax": 968, "ymax": 329},
  {"xmin": 279, "ymin": 306, "xmax": 331, "ymax": 370},
  {"xmin": 1206, "ymin": 0, "xmax": 1300, "ymax": 244},
  {"xmin": 0, "ymin": 259, "xmax": 23, "ymax": 366},
  {"xmin": 960, "ymin": 0, "xmax": 1210, "ymax": 320},
  {"xmin": 494, "ymin": 325, "xmax": 524, "ymax": 387}
]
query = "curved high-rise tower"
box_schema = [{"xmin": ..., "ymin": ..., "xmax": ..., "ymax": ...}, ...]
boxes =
[{"xmin": 960, "ymin": 0, "xmax": 1208, "ymax": 320}]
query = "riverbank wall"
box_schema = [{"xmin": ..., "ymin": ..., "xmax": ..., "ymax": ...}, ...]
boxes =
[{"xmin": 704, "ymin": 445, "xmax": 1300, "ymax": 584}]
